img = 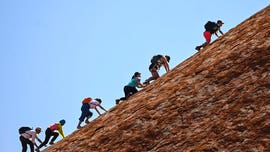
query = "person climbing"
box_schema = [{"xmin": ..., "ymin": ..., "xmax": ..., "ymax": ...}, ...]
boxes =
[
  {"xmin": 19, "ymin": 127, "xmax": 42, "ymax": 152},
  {"xmin": 143, "ymin": 55, "xmax": 170, "ymax": 85},
  {"xmin": 115, "ymin": 72, "xmax": 146, "ymax": 104},
  {"xmin": 38, "ymin": 119, "xmax": 65, "ymax": 149},
  {"xmin": 195, "ymin": 20, "xmax": 224, "ymax": 51},
  {"xmin": 77, "ymin": 98, "xmax": 107, "ymax": 129}
]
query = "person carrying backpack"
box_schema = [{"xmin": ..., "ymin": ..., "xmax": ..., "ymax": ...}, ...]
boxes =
[
  {"xmin": 115, "ymin": 72, "xmax": 146, "ymax": 104},
  {"xmin": 77, "ymin": 98, "xmax": 107, "ymax": 129},
  {"xmin": 143, "ymin": 55, "xmax": 170, "ymax": 85},
  {"xmin": 19, "ymin": 127, "xmax": 42, "ymax": 152},
  {"xmin": 38, "ymin": 120, "xmax": 65, "ymax": 150},
  {"xmin": 195, "ymin": 20, "xmax": 224, "ymax": 51}
]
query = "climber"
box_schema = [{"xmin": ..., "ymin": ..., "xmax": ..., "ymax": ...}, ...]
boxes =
[
  {"xmin": 143, "ymin": 55, "xmax": 170, "ymax": 85},
  {"xmin": 195, "ymin": 20, "xmax": 224, "ymax": 51},
  {"xmin": 115, "ymin": 72, "xmax": 146, "ymax": 104},
  {"xmin": 19, "ymin": 127, "xmax": 42, "ymax": 152},
  {"xmin": 38, "ymin": 119, "xmax": 65, "ymax": 149},
  {"xmin": 77, "ymin": 98, "xmax": 107, "ymax": 129}
]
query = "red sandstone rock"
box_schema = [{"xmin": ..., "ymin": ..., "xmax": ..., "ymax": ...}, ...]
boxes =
[{"xmin": 43, "ymin": 5, "xmax": 270, "ymax": 152}]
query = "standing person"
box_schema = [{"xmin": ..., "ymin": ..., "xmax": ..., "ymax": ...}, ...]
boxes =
[
  {"xmin": 143, "ymin": 55, "xmax": 170, "ymax": 85},
  {"xmin": 195, "ymin": 20, "xmax": 224, "ymax": 51},
  {"xmin": 38, "ymin": 120, "xmax": 65, "ymax": 149},
  {"xmin": 115, "ymin": 72, "xmax": 146, "ymax": 104},
  {"xmin": 19, "ymin": 127, "xmax": 42, "ymax": 152},
  {"xmin": 77, "ymin": 98, "xmax": 107, "ymax": 129}
]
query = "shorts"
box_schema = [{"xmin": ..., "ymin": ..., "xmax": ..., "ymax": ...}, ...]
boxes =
[{"xmin": 203, "ymin": 31, "xmax": 212, "ymax": 43}]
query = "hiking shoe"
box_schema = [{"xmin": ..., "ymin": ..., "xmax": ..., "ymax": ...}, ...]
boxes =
[
  {"xmin": 195, "ymin": 46, "xmax": 200, "ymax": 51},
  {"xmin": 115, "ymin": 99, "xmax": 120, "ymax": 104}
]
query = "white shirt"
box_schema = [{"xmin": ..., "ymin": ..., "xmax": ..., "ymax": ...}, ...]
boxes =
[
  {"xmin": 21, "ymin": 130, "xmax": 37, "ymax": 143},
  {"xmin": 89, "ymin": 100, "xmax": 100, "ymax": 109}
]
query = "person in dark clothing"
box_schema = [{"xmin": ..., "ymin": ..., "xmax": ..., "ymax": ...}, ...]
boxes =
[
  {"xmin": 195, "ymin": 20, "xmax": 224, "ymax": 51},
  {"xmin": 143, "ymin": 55, "xmax": 170, "ymax": 85},
  {"xmin": 115, "ymin": 72, "xmax": 146, "ymax": 104},
  {"xmin": 38, "ymin": 120, "xmax": 65, "ymax": 150}
]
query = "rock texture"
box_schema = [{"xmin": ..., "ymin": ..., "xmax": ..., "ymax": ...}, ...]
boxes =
[{"xmin": 44, "ymin": 5, "xmax": 270, "ymax": 152}]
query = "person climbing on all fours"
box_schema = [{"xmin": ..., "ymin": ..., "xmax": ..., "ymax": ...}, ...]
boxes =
[
  {"xmin": 38, "ymin": 119, "xmax": 66, "ymax": 150},
  {"xmin": 143, "ymin": 54, "xmax": 170, "ymax": 85},
  {"xmin": 77, "ymin": 97, "xmax": 107, "ymax": 129},
  {"xmin": 195, "ymin": 20, "xmax": 224, "ymax": 51},
  {"xmin": 115, "ymin": 72, "xmax": 146, "ymax": 104}
]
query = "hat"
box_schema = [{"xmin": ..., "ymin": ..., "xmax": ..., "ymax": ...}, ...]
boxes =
[
  {"xmin": 95, "ymin": 98, "xmax": 102, "ymax": 103},
  {"xmin": 217, "ymin": 20, "xmax": 224, "ymax": 24},
  {"xmin": 59, "ymin": 119, "xmax": 66, "ymax": 126}
]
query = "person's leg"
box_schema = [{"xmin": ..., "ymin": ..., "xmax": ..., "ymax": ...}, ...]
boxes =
[
  {"xmin": 20, "ymin": 136, "xmax": 28, "ymax": 152},
  {"xmin": 196, "ymin": 31, "xmax": 211, "ymax": 50},
  {"xmin": 144, "ymin": 68, "xmax": 159, "ymax": 84},
  {"xmin": 78, "ymin": 109, "xmax": 86, "ymax": 129},
  {"xmin": 39, "ymin": 128, "xmax": 52, "ymax": 149},
  {"xmin": 131, "ymin": 87, "xmax": 138, "ymax": 95},
  {"xmin": 124, "ymin": 86, "xmax": 134, "ymax": 99},
  {"xmin": 49, "ymin": 132, "xmax": 59, "ymax": 145},
  {"xmin": 28, "ymin": 141, "xmax": 34, "ymax": 152},
  {"xmin": 85, "ymin": 111, "xmax": 93, "ymax": 124}
]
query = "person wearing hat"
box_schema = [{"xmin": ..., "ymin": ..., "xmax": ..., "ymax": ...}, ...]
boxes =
[
  {"xmin": 115, "ymin": 72, "xmax": 146, "ymax": 104},
  {"xmin": 77, "ymin": 97, "xmax": 107, "ymax": 129},
  {"xmin": 143, "ymin": 55, "xmax": 170, "ymax": 85},
  {"xmin": 195, "ymin": 20, "xmax": 224, "ymax": 51},
  {"xmin": 19, "ymin": 127, "xmax": 42, "ymax": 152},
  {"xmin": 38, "ymin": 120, "xmax": 65, "ymax": 149}
]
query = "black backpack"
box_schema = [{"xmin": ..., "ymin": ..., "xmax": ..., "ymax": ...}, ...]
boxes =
[
  {"xmin": 19, "ymin": 127, "xmax": 32, "ymax": 134},
  {"xmin": 204, "ymin": 21, "xmax": 218, "ymax": 33},
  {"xmin": 150, "ymin": 55, "xmax": 162, "ymax": 65}
]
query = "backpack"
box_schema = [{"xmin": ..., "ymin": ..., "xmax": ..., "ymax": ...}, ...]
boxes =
[
  {"xmin": 204, "ymin": 21, "xmax": 218, "ymax": 33},
  {"xmin": 82, "ymin": 97, "xmax": 92, "ymax": 104},
  {"xmin": 150, "ymin": 55, "xmax": 162, "ymax": 65},
  {"xmin": 19, "ymin": 126, "xmax": 32, "ymax": 134}
]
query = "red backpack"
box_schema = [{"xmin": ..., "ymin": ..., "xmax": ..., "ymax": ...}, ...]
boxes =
[{"xmin": 82, "ymin": 97, "xmax": 92, "ymax": 104}]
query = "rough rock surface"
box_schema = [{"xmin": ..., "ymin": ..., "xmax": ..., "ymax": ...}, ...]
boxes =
[{"xmin": 43, "ymin": 5, "xmax": 270, "ymax": 152}]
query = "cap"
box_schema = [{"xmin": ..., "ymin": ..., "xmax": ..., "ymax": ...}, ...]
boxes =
[
  {"xmin": 165, "ymin": 55, "xmax": 170, "ymax": 62},
  {"xmin": 95, "ymin": 98, "xmax": 102, "ymax": 103},
  {"xmin": 59, "ymin": 119, "xmax": 66, "ymax": 126},
  {"xmin": 217, "ymin": 20, "xmax": 224, "ymax": 24}
]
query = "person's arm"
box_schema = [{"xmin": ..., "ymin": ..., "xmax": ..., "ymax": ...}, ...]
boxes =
[
  {"xmin": 58, "ymin": 125, "xmax": 65, "ymax": 138},
  {"xmin": 219, "ymin": 28, "xmax": 224, "ymax": 35},
  {"xmin": 136, "ymin": 78, "xmax": 146, "ymax": 88},
  {"xmin": 160, "ymin": 56, "xmax": 170, "ymax": 72},
  {"xmin": 214, "ymin": 31, "xmax": 219, "ymax": 37},
  {"xmin": 36, "ymin": 136, "xmax": 42, "ymax": 144},
  {"xmin": 98, "ymin": 105, "xmax": 107, "ymax": 112},
  {"xmin": 95, "ymin": 107, "xmax": 101, "ymax": 116}
]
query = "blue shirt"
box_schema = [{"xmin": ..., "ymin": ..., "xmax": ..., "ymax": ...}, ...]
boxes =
[{"xmin": 126, "ymin": 78, "xmax": 138, "ymax": 87}]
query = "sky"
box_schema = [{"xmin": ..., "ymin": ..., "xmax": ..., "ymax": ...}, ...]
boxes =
[{"xmin": 0, "ymin": 1, "xmax": 269, "ymax": 151}]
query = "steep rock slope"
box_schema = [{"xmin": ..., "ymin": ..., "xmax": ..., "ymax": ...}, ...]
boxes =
[{"xmin": 44, "ymin": 5, "xmax": 270, "ymax": 152}]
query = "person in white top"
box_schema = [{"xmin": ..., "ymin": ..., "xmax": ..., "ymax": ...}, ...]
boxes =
[
  {"xmin": 77, "ymin": 98, "xmax": 107, "ymax": 129},
  {"xmin": 19, "ymin": 127, "xmax": 42, "ymax": 152}
]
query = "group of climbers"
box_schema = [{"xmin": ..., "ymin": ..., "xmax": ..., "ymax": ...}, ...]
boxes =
[
  {"xmin": 115, "ymin": 54, "xmax": 170, "ymax": 104},
  {"xmin": 19, "ymin": 120, "xmax": 65, "ymax": 152},
  {"xmin": 19, "ymin": 19, "xmax": 224, "ymax": 152}
]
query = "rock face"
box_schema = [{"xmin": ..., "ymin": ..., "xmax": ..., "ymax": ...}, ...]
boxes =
[{"xmin": 44, "ymin": 5, "xmax": 270, "ymax": 152}]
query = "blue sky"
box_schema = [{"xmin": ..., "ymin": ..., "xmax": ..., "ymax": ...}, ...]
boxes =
[{"xmin": 0, "ymin": 1, "xmax": 269, "ymax": 151}]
